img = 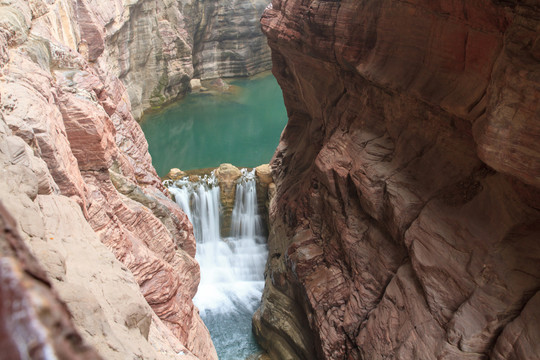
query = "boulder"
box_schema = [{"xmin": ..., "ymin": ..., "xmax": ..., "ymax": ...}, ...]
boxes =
[
  {"xmin": 255, "ymin": 164, "xmax": 273, "ymax": 185},
  {"xmin": 165, "ymin": 168, "xmax": 187, "ymax": 181},
  {"xmin": 215, "ymin": 163, "xmax": 242, "ymax": 236}
]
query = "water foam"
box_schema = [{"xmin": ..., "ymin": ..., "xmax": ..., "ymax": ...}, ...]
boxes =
[{"xmin": 168, "ymin": 169, "xmax": 267, "ymax": 316}]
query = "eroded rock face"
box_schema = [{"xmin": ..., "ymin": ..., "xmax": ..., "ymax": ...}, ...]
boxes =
[
  {"xmin": 255, "ymin": 1, "xmax": 540, "ymax": 359},
  {"xmin": 75, "ymin": 0, "xmax": 270, "ymax": 118},
  {"xmin": 179, "ymin": 0, "xmax": 272, "ymax": 80},
  {"xmin": 96, "ymin": 0, "xmax": 194, "ymax": 118},
  {"xmin": 31, "ymin": 0, "xmax": 270, "ymax": 120},
  {"xmin": 0, "ymin": 1, "xmax": 215, "ymax": 359}
]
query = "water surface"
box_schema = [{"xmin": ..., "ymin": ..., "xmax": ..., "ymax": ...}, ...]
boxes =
[
  {"xmin": 141, "ymin": 75, "xmax": 287, "ymax": 176},
  {"xmin": 142, "ymin": 75, "xmax": 284, "ymax": 358}
]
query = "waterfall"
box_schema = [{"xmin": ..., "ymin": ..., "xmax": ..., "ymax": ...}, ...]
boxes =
[
  {"xmin": 169, "ymin": 174, "xmax": 221, "ymax": 244},
  {"xmin": 168, "ymin": 169, "xmax": 267, "ymax": 357},
  {"xmin": 231, "ymin": 169, "xmax": 265, "ymax": 241}
]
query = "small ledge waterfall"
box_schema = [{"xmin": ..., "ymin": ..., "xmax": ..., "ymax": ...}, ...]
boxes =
[{"xmin": 168, "ymin": 169, "xmax": 267, "ymax": 358}]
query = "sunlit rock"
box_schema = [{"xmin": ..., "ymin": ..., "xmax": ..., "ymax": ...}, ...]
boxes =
[
  {"xmin": 190, "ymin": 79, "xmax": 202, "ymax": 92},
  {"xmin": 255, "ymin": 164, "xmax": 273, "ymax": 185},
  {"xmin": 0, "ymin": 1, "xmax": 216, "ymax": 358},
  {"xmin": 165, "ymin": 168, "xmax": 188, "ymax": 181}
]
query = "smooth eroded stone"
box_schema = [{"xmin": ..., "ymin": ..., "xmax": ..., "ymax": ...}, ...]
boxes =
[
  {"xmin": 215, "ymin": 163, "xmax": 242, "ymax": 184},
  {"xmin": 190, "ymin": 79, "xmax": 202, "ymax": 92},
  {"xmin": 255, "ymin": 164, "xmax": 273, "ymax": 185},
  {"xmin": 165, "ymin": 168, "xmax": 187, "ymax": 181}
]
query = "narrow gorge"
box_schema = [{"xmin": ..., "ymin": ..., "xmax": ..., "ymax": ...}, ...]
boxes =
[
  {"xmin": 1, "ymin": 0, "xmax": 539, "ymax": 360},
  {"xmin": 0, "ymin": 0, "xmax": 271, "ymax": 358}
]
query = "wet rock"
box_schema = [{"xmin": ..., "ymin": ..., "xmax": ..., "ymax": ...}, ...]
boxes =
[
  {"xmin": 206, "ymin": 78, "xmax": 231, "ymax": 92},
  {"xmin": 215, "ymin": 163, "xmax": 242, "ymax": 183},
  {"xmin": 255, "ymin": 164, "xmax": 274, "ymax": 232},
  {"xmin": 215, "ymin": 163, "xmax": 242, "ymax": 236}
]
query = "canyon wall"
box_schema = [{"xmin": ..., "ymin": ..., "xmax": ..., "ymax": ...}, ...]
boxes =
[
  {"xmin": 254, "ymin": 0, "xmax": 540, "ymax": 359},
  {"xmin": 74, "ymin": 0, "xmax": 271, "ymax": 118},
  {"xmin": 95, "ymin": 0, "xmax": 194, "ymax": 119},
  {"xmin": 0, "ymin": 1, "xmax": 216, "ymax": 359},
  {"xmin": 179, "ymin": 0, "xmax": 272, "ymax": 80}
]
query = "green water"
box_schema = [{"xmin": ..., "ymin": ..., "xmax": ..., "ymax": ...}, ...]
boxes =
[{"xmin": 141, "ymin": 74, "xmax": 287, "ymax": 176}]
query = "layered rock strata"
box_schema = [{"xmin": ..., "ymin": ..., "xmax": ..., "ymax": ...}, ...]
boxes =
[
  {"xmin": 61, "ymin": 0, "xmax": 195, "ymax": 119},
  {"xmin": 255, "ymin": 1, "xmax": 540, "ymax": 359},
  {"xmin": 178, "ymin": 0, "xmax": 272, "ymax": 80},
  {"xmin": 0, "ymin": 1, "xmax": 215, "ymax": 359},
  {"xmin": 69, "ymin": 0, "xmax": 271, "ymax": 118}
]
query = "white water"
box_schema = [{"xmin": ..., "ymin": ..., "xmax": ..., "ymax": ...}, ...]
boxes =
[{"xmin": 168, "ymin": 169, "xmax": 267, "ymax": 358}]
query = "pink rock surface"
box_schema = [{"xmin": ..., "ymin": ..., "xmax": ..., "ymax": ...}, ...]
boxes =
[
  {"xmin": 255, "ymin": 1, "xmax": 540, "ymax": 359},
  {"xmin": 0, "ymin": 1, "xmax": 215, "ymax": 359},
  {"xmin": 0, "ymin": 200, "xmax": 102, "ymax": 360}
]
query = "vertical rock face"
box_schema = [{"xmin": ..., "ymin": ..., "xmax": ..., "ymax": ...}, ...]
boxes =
[
  {"xmin": 75, "ymin": 0, "xmax": 194, "ymax": 118},
  {"xmin": 179, "ymin": 0, "xmax": 272, "ymax": 80},
  {"xmin": 75, "ymin": 0, "xmax": 271, "ymax": 118},
  {"xmin": 215, "ymin": 163, "xmax": 243, "ymax": 236},
  {"xmin": 31, "ymin": 0, "xmax": 271, "ymax": 120},
  {"xmin": 255, "ymin": 1, "xmax": 540, "ymax": 359},
  {"xmin": 0, "ymin": 1, "xmax": 216, "ymax": 359}
]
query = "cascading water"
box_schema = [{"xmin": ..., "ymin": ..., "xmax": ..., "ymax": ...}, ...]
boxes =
[{"xmin": 168, "ymin": 169, "xmax": 267, "ymax": 359}]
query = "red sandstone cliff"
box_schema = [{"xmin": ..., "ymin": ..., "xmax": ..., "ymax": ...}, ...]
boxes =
[
  {"xmin": 0, "ymin": 1, "xmax": 216, "ymax": 359},
  {"xmin": 254, "ymin": 1, "xmax": 540, "ymax": 359}
]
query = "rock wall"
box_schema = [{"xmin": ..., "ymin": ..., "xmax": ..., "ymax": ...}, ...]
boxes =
[
  {"xmin": 254, "ymin": 1, "xmax": 540, "ymax": 359},
  {"xmin": 59, "ymin": 0, "xmax": 194, "ymax": 119},
  {"xmin": 29, "ymin": 0, "xmax": 271, "ymax": 120},
  {"xmin": 97, "ymin": 0, "xmax": 194, "ymax": 118},
  {"xmin": 0, "ymin": 200, "xmax": 102, "ymax": 360},
  {"xmin": 0, "ymin": 1, "xmax": 216, "ymax": 359},
  {"xmin": 179, "ymin": 0, "xmax": 272, "ymax": 81},
  {"xmin": 73, "ymin": 0, "xmax": 271, "ymax": 118}
]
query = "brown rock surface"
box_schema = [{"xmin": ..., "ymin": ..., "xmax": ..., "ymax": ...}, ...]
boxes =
[
  {"xmin": 255, "ymin": 1, "xmax": 540, "ymax": 359},
  {"xmin": 165, "ymin": 168, "xmax": 188, "ymax": 181},
  {"xmin": 0, "ymin": 1, "xmax": 215, "ymax": 359},
  {"xmin": 215, "ymin": 163, "xmax": 243, "ymax": 236},
  {"xmin": 255, "ymin": 164, "xmax": 274, "ymax": 231},
  {"xmin": 255, "ymin": 164, "xmax": 273, "ymax": 185}
]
